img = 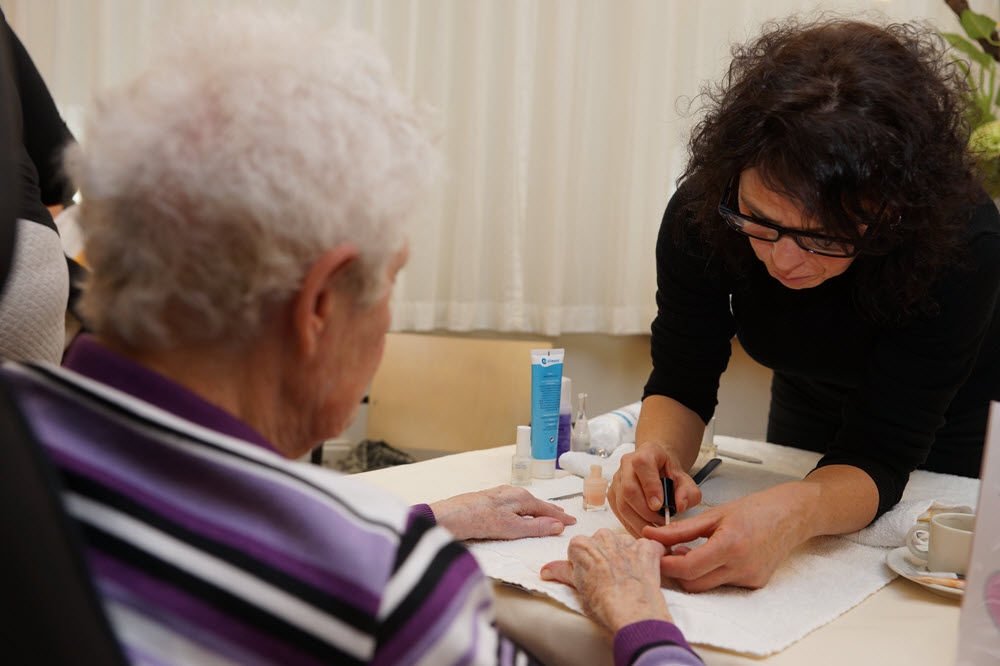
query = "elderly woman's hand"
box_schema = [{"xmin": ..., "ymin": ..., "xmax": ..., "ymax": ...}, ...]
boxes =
[
  {"xmin": 429, "ymin": 485, "xmax": 576, "ymax": 541},
  {"xmin": 540, "ymin": 529, "xmax": 672, "ymax": 634}
]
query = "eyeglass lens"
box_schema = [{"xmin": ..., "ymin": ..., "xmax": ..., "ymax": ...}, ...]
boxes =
[
  {"xmin": 719, "ymin": 180, "xmax": 858, "ymax": 257},
  {"xmin": 721, "ymin": 213, "xmax": 856, "ymax": 256}
]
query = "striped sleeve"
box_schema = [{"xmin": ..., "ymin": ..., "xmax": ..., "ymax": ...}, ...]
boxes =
[
  {"xmin": 372, "ymin": 512, "xmax": 541, "ymax": 666},
  {"xmin": 614, "ymin": 621, "xmax": 704, "ymax": 666}
]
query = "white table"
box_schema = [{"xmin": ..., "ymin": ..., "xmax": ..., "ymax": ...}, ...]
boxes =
[{"xmin": 357, "ymin": 444, "xmax": 962, "ymax": 666}]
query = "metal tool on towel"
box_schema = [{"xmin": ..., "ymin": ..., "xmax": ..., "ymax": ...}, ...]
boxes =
[
  {"xmin": 691, "ymin": 457, "xmax": 722, "ymax": 485},
  {"xmin": 717, "ymin": 449, "xmax": 763, "ymax": 464},
  {"xmin": 547, "ymin": 490, "xmax": 585, "ymax": 501}
]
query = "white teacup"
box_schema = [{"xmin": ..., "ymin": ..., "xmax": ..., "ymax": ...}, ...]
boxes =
[{"xmin": 905, "ymin": 512, "xmax": 975, "ymax": 576}]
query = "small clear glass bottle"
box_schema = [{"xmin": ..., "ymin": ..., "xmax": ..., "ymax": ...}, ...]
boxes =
[
  {"xmin": 511, "ymin": 425, "xmax": 533, "ymax": 486},
  {"xmin": 571, "ymin": 393, "xmax": 591, "ymax": 453},
  {"xmin": 696, "ymin": 415, "xmax": 717, "ymax": 467},
  {"xmin": 583, "ymin": 465, "xmax": 608, "ymax": 511}
]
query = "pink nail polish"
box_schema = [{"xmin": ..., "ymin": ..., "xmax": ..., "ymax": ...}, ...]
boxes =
[{"xmin": 583, "ymin": 465, "xmax": 608, "ymax": 511}]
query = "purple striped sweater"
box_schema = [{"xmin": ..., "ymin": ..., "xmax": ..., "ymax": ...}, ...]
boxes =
[{"xmin": 4, "ymin": 336, "xmax": 701, "ymax": 666}]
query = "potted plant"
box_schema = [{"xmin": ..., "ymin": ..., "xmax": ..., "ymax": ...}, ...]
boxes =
[{"xmin": 941, "ymin": 1, "xmax": 1000, "ymax": 197}]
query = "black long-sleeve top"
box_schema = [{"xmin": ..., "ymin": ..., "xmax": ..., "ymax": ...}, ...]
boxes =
[
  {"xmin": 0, "ymin": 9, "xmax": 75, "ymax": 229},
  {"xmin": 644, "ymin": 190, "xmax": 1000, "ymax": 518}
]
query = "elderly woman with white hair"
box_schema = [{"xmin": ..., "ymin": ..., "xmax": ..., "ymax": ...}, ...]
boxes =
[{"xmin": 1, "ymin": 8, "xmax": 702, "ymax": 666}]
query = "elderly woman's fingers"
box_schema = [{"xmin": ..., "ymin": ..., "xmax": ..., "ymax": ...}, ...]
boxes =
[
  {"xmin": 539, "ymin": 559, "xmax": 574, "ymax": 585},
  {"xmin": 551, "ymin": 529, "xmax": 674, "ymax": 633},
  {"xmin": 429, "ymin": 485, "xmax": 576, "ymax": 541}
]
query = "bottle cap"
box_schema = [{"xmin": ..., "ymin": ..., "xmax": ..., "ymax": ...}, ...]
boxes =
[
  {"xmin": 560, "ymin": 376, "xmax": 572, "ymax": 411},
  {"xmin": 589, "ymin": 464, "xmax": 602, "ymax": 479},
  {"xmin": 516, "ymin": 425, "xmax": 531, "ymax": 457},
  {"xmin": 532, "ymin": 458, "xmax": 555, "ymax": 479}
]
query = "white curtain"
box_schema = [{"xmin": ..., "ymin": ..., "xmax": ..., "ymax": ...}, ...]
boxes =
[{"xmin": 3, "ymin": 0, "xmax": 989, "ymax": 335}]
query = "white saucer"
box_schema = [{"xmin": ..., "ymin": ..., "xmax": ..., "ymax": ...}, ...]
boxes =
[{"xmin": 886, "ymin": 547, "xmax": 964, "ymax": 600}]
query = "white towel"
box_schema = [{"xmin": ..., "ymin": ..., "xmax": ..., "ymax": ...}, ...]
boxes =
[
  {"xmin": 558, "ymin": 444, "xmax": 634, "ymax": 481},
  {"xmin": 471, "ymin": 437, "xmax": 982, "ymax": 657},
  {"xmin": 843, "ymin": 499, "xmax": 975, "ymax": 548}
]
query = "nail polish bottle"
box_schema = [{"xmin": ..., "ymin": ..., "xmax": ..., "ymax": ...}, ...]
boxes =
[
  {"xmin": 583, "ymin": 464, "xmax": 608, "ymax": 511},
  {"xmin": 511, "ymin": 425, "xmax": 533, "ymax": 486},
  {"xmin": 556, "ymin": 377, "xmax": 572, "ymax": 468}
]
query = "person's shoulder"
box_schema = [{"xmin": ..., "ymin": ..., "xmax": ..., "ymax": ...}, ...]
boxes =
[
  {"xmin": 663, "ymin": 182, "xmax": 697, "ymax": 222},
  {"xmin": 280, "ymin": 461, "xmax": 418, "ymax": 533},
  {"xmin": 944, "ymin": 197, "xmax": 1000, "ymax": 292},
  {"xmin": 660, "ymin": 184, "xmax": 702, "ymax": 244},
  {"xmin": 964, "ymin": 197, "xmax": 1000, "ymax": 263},
  {"xmin": 968, "ymin": 195, "xmax": 1000, "ymax": 233}
]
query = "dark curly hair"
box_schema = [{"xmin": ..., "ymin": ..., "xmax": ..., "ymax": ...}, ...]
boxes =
[{"xmin": 679, "ymin": 17, "xmax": 983, "ymax": 325}]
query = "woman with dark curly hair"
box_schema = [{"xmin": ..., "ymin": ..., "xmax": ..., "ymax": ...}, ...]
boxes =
[{"xmin": 608, "ymin": 17, "xmax": 1000, "ymax": 592}]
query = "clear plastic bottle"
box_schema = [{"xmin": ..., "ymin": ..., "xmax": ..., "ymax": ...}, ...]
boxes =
[
  {"xmin": 695, "ymin": 415, "xmax": 717, "ymax": 467},
  {"xmin": 571, "ymin": 393, "xmax": 591, "ymax": 454}
]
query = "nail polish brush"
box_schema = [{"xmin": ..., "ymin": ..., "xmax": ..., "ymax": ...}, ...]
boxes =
[
  {"xmin": 659, "ymin": 477, "xmax": 676, "ymax": 522},
  {"xmin": 658, "ymin": 458, "xmax": 721, "ymax": 523}
]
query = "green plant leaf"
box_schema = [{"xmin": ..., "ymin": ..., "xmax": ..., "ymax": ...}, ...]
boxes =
[
  {"xmin": 942, "ymin": 31, "xmax": 996, "ymax": 68},
  {"xmin": 960, "ymin": 9, "xmax": 1000, "ymax": 46}
]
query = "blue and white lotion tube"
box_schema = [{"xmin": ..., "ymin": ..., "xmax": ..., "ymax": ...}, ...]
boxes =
[{"xmin": 530, "ymin": 348, "xmax": 564, "ymax": 478}]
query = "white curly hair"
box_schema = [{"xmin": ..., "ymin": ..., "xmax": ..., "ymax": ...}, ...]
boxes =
[{"xmin": 66, "ymin": 8, "xmax": 439, "ymax": 349}]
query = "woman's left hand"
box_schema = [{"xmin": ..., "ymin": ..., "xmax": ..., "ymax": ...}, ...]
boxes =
[
  {"xmin": 641, "ymin": 466, "xmax": 879, "ymax": 591},
  {"xmin": 430, "ymin": 485, "xmax": 576, "ymax": 540}
]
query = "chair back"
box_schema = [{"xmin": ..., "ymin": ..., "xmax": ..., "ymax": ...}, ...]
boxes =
[{"xmin": 0, "ymin": 375, "xmax": 128, "ymax": 665}]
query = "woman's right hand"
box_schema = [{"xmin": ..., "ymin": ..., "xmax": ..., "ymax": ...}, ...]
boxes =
[{"xmin": 608, "ymin": 441, "xmax": 703, "ymax": 537}]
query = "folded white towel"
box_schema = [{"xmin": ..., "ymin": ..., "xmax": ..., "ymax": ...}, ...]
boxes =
[
  {"xmin": 473, "ymin": 475, "xmax": 893, "ymax": 656},
  {"xmin": 472, "ymin": 440, "xmax": 982, "ymax": 657}
]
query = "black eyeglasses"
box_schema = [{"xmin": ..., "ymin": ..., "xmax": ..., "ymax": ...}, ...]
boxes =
[{"xmin": 718, "ymin": 178, "xmax": 862, "ymax": 258}]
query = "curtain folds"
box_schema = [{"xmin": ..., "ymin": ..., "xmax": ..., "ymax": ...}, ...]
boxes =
[{"xmin": 4, "ymin": 0, "xmax": 973, "ymax": 335}]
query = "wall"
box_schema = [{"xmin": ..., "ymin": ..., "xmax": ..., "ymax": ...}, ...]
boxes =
[
  {"xmin": 553, "ymin": 333, "xmax": 772, "ymax": 442},
  {"xmin": 335, "ymin": 332, "xmax": 772, "ymax": 456}
]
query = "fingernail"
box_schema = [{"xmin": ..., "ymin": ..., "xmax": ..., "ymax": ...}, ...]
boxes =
[
  {"xmin": 540, "ymin": 568, "xmax": 553, "ymax": 581},
  {"xmin": 549, "ymin": 523, "xmax": 565, "ymax": 536}
]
